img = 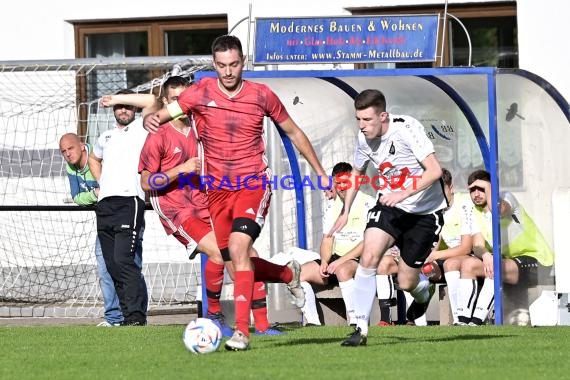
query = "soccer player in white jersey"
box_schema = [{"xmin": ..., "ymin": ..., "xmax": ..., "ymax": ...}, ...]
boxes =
[
  {"xmin": 376, "ymin": 168, "xmax": 477, "ymax": 327},
  {"xmin": 328, "ymin": 89, "xmax": 447, "ymax": 346}
]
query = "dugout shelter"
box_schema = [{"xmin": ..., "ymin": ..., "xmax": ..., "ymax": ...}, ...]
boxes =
[{"xmin": 219, "ymin": 66, "xmax": 570, "ymax": 325}]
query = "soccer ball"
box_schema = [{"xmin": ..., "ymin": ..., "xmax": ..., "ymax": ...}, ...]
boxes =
[
  {"xmin": 182, "ymin": 318, "xmax": 222, "ymax": 355},
  {"xmin": 507, "ymin": 308, "xmax": 531, "ymax": 326}
]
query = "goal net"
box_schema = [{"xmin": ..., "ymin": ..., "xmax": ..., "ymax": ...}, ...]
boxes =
[{"xmin": 0, "ymin": 57, "xmax": 213, "ymax": 318}]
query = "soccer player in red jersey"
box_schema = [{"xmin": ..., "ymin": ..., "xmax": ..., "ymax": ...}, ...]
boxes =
[
  {"xmin": 138, "ymin": 76, "xmax": 235, "ymax": 334},
  {"xmin": 144, "ymin": 35, "xmax": 331, "ymax": 350},
  {"xmin": 141, "ymin": 74, "xmax": 309, "ymax": 343}
]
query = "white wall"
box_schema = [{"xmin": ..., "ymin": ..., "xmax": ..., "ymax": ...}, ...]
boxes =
[
  {"xmin": 0, "ymin": 0, "xmax": 354, "ymax": 61},
  {"xmin": 2, "ymin": 0, "xmax": 568, "ymax": 102},
  {"xmin": 517, "ymin": 0, "xmax": 570, "ymax": 101}
]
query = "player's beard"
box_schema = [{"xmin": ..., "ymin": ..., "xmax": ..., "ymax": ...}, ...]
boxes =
[
  {"xmin": 221, "ymin": 76, "xmax": 241, "ymax": 93},
  {"xmin": 473, "ymin": 197, "xmax": 486, "ymax": 207},
  {"xmin": 116, "ymin": 113, "xmax": 135, "ymax": 126}
]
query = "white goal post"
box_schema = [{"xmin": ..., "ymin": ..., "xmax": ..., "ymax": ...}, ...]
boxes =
[{"xmin": 0, "ymin": 56, "xmax": 215, "ymax": 318}]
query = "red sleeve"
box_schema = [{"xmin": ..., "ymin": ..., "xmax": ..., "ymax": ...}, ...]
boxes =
[
  {"xmin": 176, "ymin": 78, "xmax": 206, "ymax": 115},
  {"xmin": 138, "ymin": 132, "xmax": 163, "ymax": 173},
  {"xmin": 263, "ymin": 84, "xmax": 290, "ymax": 124}
]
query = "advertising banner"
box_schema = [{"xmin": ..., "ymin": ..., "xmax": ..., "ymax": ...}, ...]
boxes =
[{"xmin": 254, "ymin": 15, "xmax": 440, "ymax": 64}]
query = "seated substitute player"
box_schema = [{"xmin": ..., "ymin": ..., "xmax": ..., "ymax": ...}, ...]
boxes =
[
  {"xmin": 455, "ymin": 169, "xmax": 554, "ymax": 325},
  {"xmin": 138, "ymin": 75, "xmax": 303, "ymax": 336},
  {"xmin": 297, "ymin": 162, "xmax": 376, "ymax": 326},
  {"xmin": 328, "ymin": 89, "xmax": 447, "ymax": 346}
]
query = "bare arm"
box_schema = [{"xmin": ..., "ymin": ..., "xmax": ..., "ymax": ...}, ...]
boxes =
[
  {"xmin": 472, "ymin": 232, "xmax": 488, "ymax": 258},
  {"xmin": 327, "ymin": 167, "xmax": 365, "ymax": 236},
  {"xmin": 140, "ymin": 158, "xmax": 201, "ymax": 192},
  {"xmin": 341, "ymin": 241, "xmax": 364, "ymax": 261},
  {"xmin": 319, "ymin": 235, "xmax": 334, "ymax": 264},
  {"xmin": 318, "ymin": 235, "xmax": 334, "ymax": 277},
  {"xmin": 427, "ymin": 234, "xmax": 473, "ymax": 262},
  {"xmin": 143, "ymin": 107, "xmax": 176, "ymax": 133},
  {"xmin": 326, "ymin": 241, "xmax": 363, "ymax": 275},
  {"xmin": 88, "ymin": 151, "xmax": 103, "ymax": 182},
  {"xmin": 472, "ymin": 232, "xmax": 494, "ymax": 278},
  {"xmin": 100, "ymin": 93, "xmax": 161, "ymax": 116}
]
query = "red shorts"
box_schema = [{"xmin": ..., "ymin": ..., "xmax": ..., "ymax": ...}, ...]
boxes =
[
  {"xmin": 171, "ymin": 208, "xmax": 213, "ymax": 250},
  {"xmin": 208, "ymin": 186, "xmax": 271, "ymax": 250}
]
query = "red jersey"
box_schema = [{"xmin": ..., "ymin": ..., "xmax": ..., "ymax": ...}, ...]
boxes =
[
  {"xmin": 175, "ymin": 77, "xmax": 290, "ymax": 188},
  {"xmin": 138, "ymin": 122, "xmax": 207, "ymax": 235}
]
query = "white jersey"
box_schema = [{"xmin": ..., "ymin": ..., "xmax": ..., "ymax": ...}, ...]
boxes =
[
  {"xmin": 440, "ymin": 193, "xmax": 476, "ymax": 249},
  {"xmin": 322, "ymin": 191, "xmax": 376, "ymax": 256},
  {"xmin": 93, "ymin": 118, "xmax": 148, "ymax": 201},
  {"xmin": 353, "ymin": 113, "xmax": 446, "ymax": 214}
]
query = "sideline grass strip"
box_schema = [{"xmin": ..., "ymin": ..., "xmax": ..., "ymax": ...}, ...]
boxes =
[{"xmin": 1, "ymin": 325, "xmax": 569, "ymax": 379}]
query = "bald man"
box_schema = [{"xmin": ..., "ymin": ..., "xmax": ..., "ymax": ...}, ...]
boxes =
[
  {"xmin": 59, "ymin": 133, "xmax": 125, "ymax": 326},
  {"xmin": 60, "ymin": 133, "xmax": 99, "ymax": 204}
]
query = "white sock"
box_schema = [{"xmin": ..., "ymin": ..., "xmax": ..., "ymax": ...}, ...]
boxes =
[
  {"xmin": 473, "ymin": 278, "xmax": 495, "ymax": 322},
  {"xmin": 300, "ymin": 281, "xmax": 321, "ymax": 325},
  {"xmin": 457, "ymin": 278, "xmax": 478, "ymax": 319},
  {"xmin": 376, "ymin": 274, "xmax": 395, "ymax": 299},
  {"xmin": 339, "ymin": 278, "xmax": 355, "ymax": 325},
  {"xmin": 353, "ymin": 265, "xmax": 377, "ymax": 335},
  {"xmin": 445, "ymin": 271, "xmax": 461, "ymax": 324}
]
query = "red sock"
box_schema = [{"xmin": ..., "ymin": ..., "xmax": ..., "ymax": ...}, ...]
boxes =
[
  {"xmin": 251, "ymin": 257, "xmax": 292, "ymax": 283},
  {"xmin": 233, "ymin": 270, "xmax": 254, "ymax": 337},
  {"xmin": 204, "ymin": 260, "xmax": 225, "ymax": 314},
  {"xmin": 251, "ymin": 282, "xmax": 270, "ymax": 332}
]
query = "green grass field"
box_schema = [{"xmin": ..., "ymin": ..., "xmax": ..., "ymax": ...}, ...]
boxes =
[{"xmin": 2, "ymin": 324, "xmax": 569, "ymax": 379}]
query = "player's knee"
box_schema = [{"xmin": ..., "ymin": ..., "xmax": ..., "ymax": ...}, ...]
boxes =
[
  {"xmin": 442, "ymin": 258, "xmax": 458, "ymax": 272},
  {"xmin": 227, "ymin": 240, "xmax": 253, "ymax": 266},
  {"xmin": 360, "ymin": 252, "xmax": 379, "ymax": 268},
  {"xmin": 206, "ymin": 251, "xmax": 224, "ymax": 265},
  {"xmin": 377, "ymin": 260, "xmax": 394, "ymax": 275},
  {"xmin": 231, "ymin": 217, "xmax": 261, "ymax": 241},
  {"xmin": 397, "ymin": 278, "xmax": 414, "ymax": 291},
  {"xmin": 460, "ymin": 258, "xmax": 480, "ymax": 275},
  {"xmin": 335, "ymin": 265, "xmax": 355, "ymax": 281},
  {"xmin": 300, "ymin": 262, "xmax": 318, "ymax": 282},
  {"xmin": 198, "ymin": 243, "xmax": 224, "ymax": 264}
]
